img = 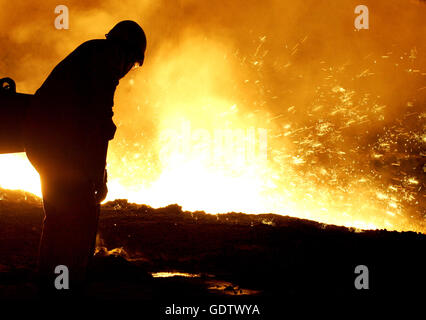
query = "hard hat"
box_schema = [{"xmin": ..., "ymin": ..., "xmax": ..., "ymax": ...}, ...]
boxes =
[{"xmin": 106, "ymin": 20, "xmax": 146, "ymax": 66}]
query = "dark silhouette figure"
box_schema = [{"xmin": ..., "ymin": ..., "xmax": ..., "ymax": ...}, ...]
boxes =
[{"xmin": 24, "ymin": 20, "xmax": 146, "ymax": 296}]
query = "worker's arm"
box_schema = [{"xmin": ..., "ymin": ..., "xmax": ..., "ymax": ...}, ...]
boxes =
[{"xmin": 82, "ymin": 42, "xmax": 127, "ymax": 202}]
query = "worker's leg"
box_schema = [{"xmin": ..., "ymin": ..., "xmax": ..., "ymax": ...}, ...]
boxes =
[{"xmin": 37, "ymin": 174, "xmax": 99, "ymax": 296}]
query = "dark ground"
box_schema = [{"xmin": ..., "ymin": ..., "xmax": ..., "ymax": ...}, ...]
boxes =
[{"xmin": 0, "ymin": 187, "xmax": 424, "ymax": 315}]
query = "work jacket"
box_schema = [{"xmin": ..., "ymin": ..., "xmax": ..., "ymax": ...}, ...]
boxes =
[{"xmin": 25, "ymin": 39, "xmax": 130, "ymax": 184}]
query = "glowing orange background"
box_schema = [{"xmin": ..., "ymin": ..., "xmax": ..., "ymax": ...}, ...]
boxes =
[{"xmin": 0, "ymin": 0, "xmax": 425, "ymax": 232}]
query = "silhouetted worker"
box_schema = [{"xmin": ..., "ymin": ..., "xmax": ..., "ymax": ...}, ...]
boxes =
[{"xmin": 24, "ymin": 20, "xmax": 146, "ymax": 296}]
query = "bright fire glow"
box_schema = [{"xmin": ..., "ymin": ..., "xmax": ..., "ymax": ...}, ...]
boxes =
[
  {"xmin": 0, "ymin": 0, "xmax": 424, "ymax": 233},
  {"xmin": 0, "ymin": 153, "xmax": 41, "ymax": 197}
]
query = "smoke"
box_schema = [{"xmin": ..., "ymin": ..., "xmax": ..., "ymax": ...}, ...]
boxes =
[{"xmin": 0, "ymin": 0, "xmax": 425, "ymax": 231}]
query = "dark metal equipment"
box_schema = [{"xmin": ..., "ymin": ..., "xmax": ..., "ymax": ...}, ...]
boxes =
[{"xmin": 0, "ymin": 78, "xmax": 32, "ymax": 154}]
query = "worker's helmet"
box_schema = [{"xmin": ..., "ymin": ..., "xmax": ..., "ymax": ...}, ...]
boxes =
[{"xmin": 106, "ymin": 20, "xmax": 146, "ymax": 66}]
